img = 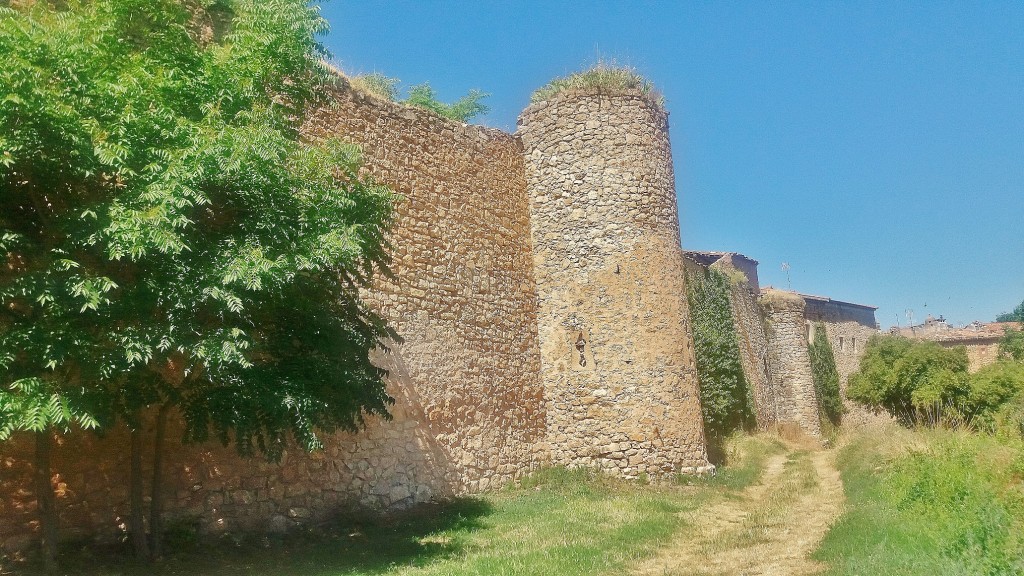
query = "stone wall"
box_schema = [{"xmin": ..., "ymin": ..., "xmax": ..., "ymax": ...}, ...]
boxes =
[
  {"xmin": 725, "ymin": 276, "xmax": 778, "ymax": 429},
  {"xmin": 760, "ymin": 290, "xmax": 822, "ymax": 436},
  {"xmin": 1, "ymin": 80, "xmax": 548, "ymax": 552},
  {"xmin": 941, "ymin": 339, "xmax": 1002, "ymax": 372},
  {"xmin": 519, "ymin": 89, "xmax": 711, "ymax": 477},
  {"xmin": 803, "ymin": 300, "xmax": 878, "ymax": 400}
]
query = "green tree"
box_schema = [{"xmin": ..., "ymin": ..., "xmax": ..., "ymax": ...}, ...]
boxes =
[
  {"xmin": 999, "ymin": 328, "xmax": 1024, "ymax": 362},
  {"xmin": 848, "ymin": 336, "xmax": 970, "ymax": 425},
  {"xmin": 686, "ymin": 268, "xmax": 753, "ymax": 438},
  {"xmin": 995, "ymin": 300, "xmax": 1024, "ymax": 322},
  {"xmin": 965, "ymin": 361, "xmax": 1024, "ymax": 431},
  {"xmin": 405, "ymin": 83, "xmax": 489, "ymax": 122},
  {"xmin": 808, "ymin": 323, "xmax": 843, "ymax": 425},
  {"xmin": 0, "ymin": 0, "xmax": 396, "ymax": 564}
]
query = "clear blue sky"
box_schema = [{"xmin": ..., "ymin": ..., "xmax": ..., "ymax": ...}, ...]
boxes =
[{"xmin": 319, "ymin": 1, "xmax": 1023, "ymax": 328}]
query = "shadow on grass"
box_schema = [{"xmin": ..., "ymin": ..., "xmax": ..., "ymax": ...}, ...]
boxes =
[{"xmin": 8, "ymin": 498, "xmax": 494, "ymax": 576}]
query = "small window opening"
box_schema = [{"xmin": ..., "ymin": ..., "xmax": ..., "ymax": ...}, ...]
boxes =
[{"xmin": 838, "ymin": 336, "xmax": 844, "ymax": 352}]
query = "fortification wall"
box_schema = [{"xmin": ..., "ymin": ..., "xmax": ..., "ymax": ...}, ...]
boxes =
[
  {"xmin": 681, "ymin": 258, "xmax": 778, "ymax": 430},
  {"xmin": 760, "ymin": 290, "xmax": 822, "ymax": 436},
  {"xmin": 1, "ymin": 81, "xmax": 547, "ymax": 552},
  {"xmin": 519, "ymin": 89, "xmax": 710, "ymax": 477},
  {"xmin": 804, "ymin": 301, "xmax": 877, "ymax": 400},
  {"xmin": 724, "ymin": 277, "xmax": 778, "ymax": 429}
]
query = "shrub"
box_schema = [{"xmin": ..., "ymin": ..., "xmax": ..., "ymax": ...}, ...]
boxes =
[
  {"xmin": 999, "ymin": 328, "xmax": 1024, "ymax": 362},
  {"xmin": 966, "ymin": 362, "xmax": 1024, "ymax": 429},
  {"xmin": 687, "ymin": 268, "xmax": 754, "ymax": 437},
  {"xmin": 405, "ymin": 83, "xmax": 489, "ymax": 122},
  {"xmin": 809, "ymin": 323, "xmax": 843, "ymax": 425},
  {"xmin": 531, "ymin": 61, "xmax": 661, "ymax": 105},
  {"xmin": 847, "ymin": 336, "xmax": 970, "ymax": 425},
  {"xmin": 350, "ymin": 73, "xmax": 400, "ymax": 101},
  {"xmin": 849, "ymin": 336, "xmax": 1024, "ymax": 430}
]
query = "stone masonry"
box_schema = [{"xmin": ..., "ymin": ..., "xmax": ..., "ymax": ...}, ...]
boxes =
[
  {"xmin": 1, "ymin": 80, "xmax": 718, "ymax": 552},
  {"xmin": 519, "ymin": 89, "xmax": 711, "ymax": 477},
  {"xmin": 1, "ymin": 75, "xmax": 879, "ymax": 552},
  {"xmin": 760, "ymin": 289, "xmax": 823, "ymax": 436}
]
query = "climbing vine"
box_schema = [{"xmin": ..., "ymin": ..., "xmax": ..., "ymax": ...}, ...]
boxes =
[
  {"xmin": 687, "ymin": 268, "xmax": 754, "ymax": 437},
  {"xmin": 809, "ymin": 323, "xmax": 843, "ymax": 425}
]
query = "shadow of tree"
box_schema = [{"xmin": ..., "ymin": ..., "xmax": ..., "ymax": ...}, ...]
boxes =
[{"xmin": 11, "ymin": 498, "xmax": 494, "ymax": 576}]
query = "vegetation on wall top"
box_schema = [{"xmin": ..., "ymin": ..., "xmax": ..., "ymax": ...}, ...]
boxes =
[
  {"xmin": 349, "ymin": 72, "xmax": 490, "ymax": 122},
  {"xmin": 530, "ymin": 61, "xmax": 662, "ymax": 105}
]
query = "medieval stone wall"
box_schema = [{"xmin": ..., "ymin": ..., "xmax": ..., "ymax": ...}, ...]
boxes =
[
  {"xmin": 726, "ymin": 278, "xmax": 779, "ymax": 429},
  {"xmin": 804, "ymin": 300, "xmax": 878, "ymax": 400},
  {"xmin": 760, "ymin": 290, "xmax": 822, "ymax": 436},
  {"xmin": 1, "ymin": 81, "xmax": 548, "ymax": 552},
  {"xmin": 519, "ymin": 89, "xmax": 710, "ymax": 477}
]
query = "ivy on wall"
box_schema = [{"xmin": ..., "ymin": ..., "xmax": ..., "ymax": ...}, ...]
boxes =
[
  {"xmin": 687, "ymin": 268, "xmax": 754, "ymax": 436},
  {"xmin": 809, "ymin": 323, "xmax": 843, "ymax": 425}
]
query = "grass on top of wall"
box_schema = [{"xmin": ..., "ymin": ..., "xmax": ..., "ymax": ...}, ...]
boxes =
[
  {"xmin": 6, "ymin": 434, "xmax": 784, "ymax": 576},
  {"xmin": 530, "ymin": 61, "xmax": 662, "ymax": 105},
  {"xmin": 814, "ymin": 426, "xmax": 1024, "ymax": 575}
]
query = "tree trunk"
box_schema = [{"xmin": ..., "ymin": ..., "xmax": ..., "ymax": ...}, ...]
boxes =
[
  {"xmin": 34, "ymin": 429, "xmax": 58, "ymax": 572},
  {"xmin": 129, "ymin": 424, "xmax": 150, "ymax": 560},
  {"xmin": 148, "ymin": 403, "xmax": 170, "ymax": 560}
]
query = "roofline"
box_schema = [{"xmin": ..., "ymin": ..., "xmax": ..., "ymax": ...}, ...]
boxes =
[
  {"xmin": 682, "ymin": 250, "xmax": 760, "ymax": 265},
  {"xmin": 760, "ymin": 287, "xmax": 878, "ymax": 310}
]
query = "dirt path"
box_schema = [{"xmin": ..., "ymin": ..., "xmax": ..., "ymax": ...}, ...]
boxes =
[{"xmin": 634, "ymin": 441, "xmax": 845, "ymax": 576}]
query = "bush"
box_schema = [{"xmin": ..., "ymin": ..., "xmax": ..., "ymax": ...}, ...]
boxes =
[
  {"xmin": 849, "ymin": 336, "xmax": 1024, "ymax": 430},
  {"xmin": 848, "ymin": 335, "xmax": 969, "ymax": 424},
  {"xmin": 405, "ymin": 83, "xmax": 489, "ymax": 122},
  {"xmin": 809, "ymin": 323, "xmax": 843, "ymax": 425},
  {"xmin": 999, "ymin": 328, "xmax": 1024, "ymax": 361}
]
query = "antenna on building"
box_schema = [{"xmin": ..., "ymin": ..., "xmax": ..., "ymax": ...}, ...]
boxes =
[
  {"xmin": 781, "ymin": 262, "xmax": 791, "ymax": 290},
  {"xmin": 906, "ymin": 309, "xmax": 914, "ymax": 334}
]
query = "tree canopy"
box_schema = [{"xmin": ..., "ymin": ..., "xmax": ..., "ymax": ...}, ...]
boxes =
[
  {"xmin": 1, "ymin": 0, "xmax": 397, "ymax": 449},
  {"xmin": 996, "ymin": 300, "xmax": 1024, "ymax": 323},
  {"xmin": 0, "ymin": 2, "xmax": 399, "ymax": 561}
]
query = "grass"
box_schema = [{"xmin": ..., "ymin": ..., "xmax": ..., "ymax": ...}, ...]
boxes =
[
  {"xmin": 700, "ymin": 448, "xmax": 818, "ymax": 558},
  {"xmin": 530, "ymin": 61, "xmax": 662, "ymax": 105},
  {"xmin": 5, "ymin": 435, "xmax": 784, "ymax": 576},
  {"xmin": 814, "ymin": 426, "xmax": 1024, "ymax": 575}
]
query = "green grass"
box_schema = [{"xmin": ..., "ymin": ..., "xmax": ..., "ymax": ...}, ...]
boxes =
[
  {"xmin": 695, "ymin": 433, "xmax": 786, "ymax": 491},
  {"xmin": 6, "ymin": 435, "xmax": 784, "ymax": 576},
  {"xmin": 814, "ymin": 427, "xmax": 1024, "ymax": 575}
]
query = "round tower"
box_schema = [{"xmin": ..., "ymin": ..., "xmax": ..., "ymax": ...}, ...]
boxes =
[
  {"xmin": 760, "ymin": 289, "xmax": 822, "ymax": 436},
  {"xmin": 518, "ymin": 87, "xmax": 711, "ymax": 477}
]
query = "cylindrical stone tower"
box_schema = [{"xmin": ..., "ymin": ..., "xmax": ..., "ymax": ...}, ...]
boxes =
[
  {"xmin": 518, "ymin": 87, "xmax": 711, "ymax": 477},
  {"xmin": 760, "ymin": 289, "xmax": 822, "ymax": 436}
]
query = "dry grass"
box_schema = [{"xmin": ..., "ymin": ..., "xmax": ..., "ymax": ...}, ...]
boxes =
[{"xmin": 530, "ymin": 61, "xmax": 662, "ymax": 105}]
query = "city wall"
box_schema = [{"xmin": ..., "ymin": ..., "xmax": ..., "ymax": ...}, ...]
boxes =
[
  {"xmin": 520, "ymin": 90, "xmax": 710, "ymax": 476},
  {"xmin": 0, "ymin": 74, "xmax": 880, "ymax": 553},
  {"xmin": 2, "ymin": 80, "xmax": 549, "ymax": 551}
]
